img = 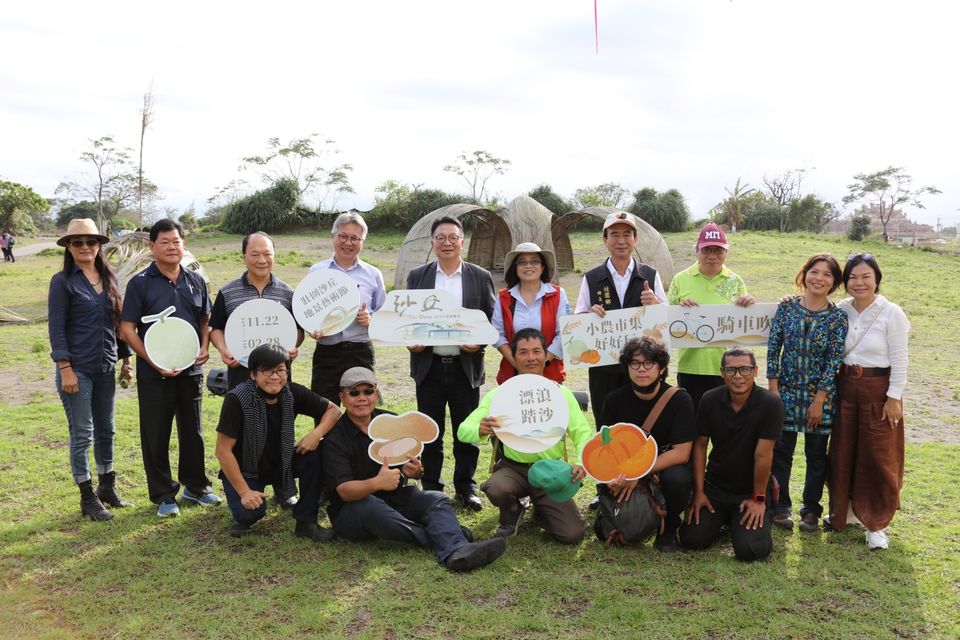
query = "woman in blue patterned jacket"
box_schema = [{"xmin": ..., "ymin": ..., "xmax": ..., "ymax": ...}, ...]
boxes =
[{"xmin": 766, "ymin": 253, "xmax": 848, "ymax": 534}]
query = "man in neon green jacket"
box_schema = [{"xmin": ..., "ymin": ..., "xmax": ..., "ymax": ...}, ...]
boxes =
[{"xmin": 458, "ymin": 328, "xmax": 592, "ymax": 543}]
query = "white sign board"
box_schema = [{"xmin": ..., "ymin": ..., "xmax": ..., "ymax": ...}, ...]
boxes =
[
  {"xmin": 667, "ymin": 303, "xmax": 776, "ymax": 348},
  {"xmin": 292, "ymin": 269, "xmax": 361, "ymax": 337},
  {"xmin": 224, "ymin": 299, "xmax": 298, "ymax": 366},
  {"xmin": 558, "ymin": 305, "xmax": 669, "ymax": 370},
  {"xmin": 142, "ymin": 306, "xmax": 200, "ymax": 371},
  {"xmin": 488, "ymin": 374, "xmax": 570, "ymax": 454},
  {"xmin": 369, "ymin": 289, "xmax": 498, "ymax": 346}
]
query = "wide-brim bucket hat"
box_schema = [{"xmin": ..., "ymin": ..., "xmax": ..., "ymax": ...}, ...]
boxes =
[
  {"xmin": 503, "ymin": 242, "xmax": 557, "ymax": 278},
  {"xmin": 57, "ymin": 218, "xmax": 110, "ymax": 247}
]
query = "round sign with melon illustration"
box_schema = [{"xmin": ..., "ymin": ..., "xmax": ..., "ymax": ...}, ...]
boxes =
[
  {"xmin": 142, "ymin": 306, "xmax": 200, "ymax": 372},
  {"xmin": 367, "ymin": 411, "xmax": 440, "ymax": 466},
  {"xmin": 582, "ymin": 423, "xmax": 658, "ymax": 483}
]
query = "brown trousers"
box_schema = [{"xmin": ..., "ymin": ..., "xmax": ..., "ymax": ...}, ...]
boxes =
[
  {"xmin": 828, "ymin": 373, "xmax": 904, "ymax": 531},
  {"xmin": 481, "ymin": 458, "xmax": 587, "ymax": 544}
]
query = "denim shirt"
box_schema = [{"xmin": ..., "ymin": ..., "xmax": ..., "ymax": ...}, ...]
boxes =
[{"xmin": 48, "ymin": 267, "xmax": 130, "ymax": 375}]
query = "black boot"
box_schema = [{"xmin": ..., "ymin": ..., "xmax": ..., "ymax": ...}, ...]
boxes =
[
  {"xmin": 96, "ymin": 471, "xmax": 133, "ymax": 508},
  {"xmin": 79, "ymin": 480, "xmax": 113, "ymax": 521}
]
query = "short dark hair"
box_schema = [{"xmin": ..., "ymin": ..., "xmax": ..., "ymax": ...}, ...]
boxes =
[
  {"xmin": 247, "ymin": 344, "xmax": 291, "ymax": 374},
  {"xmin": 430, "ymin": 216, "xmax": 464, "ymax": 236},
  {"xmin": 511, "ymin": 327, "xmax": 547, "ymax": 356},
  {"xmin": 149, "ymin": 218, "xmax": 184, "ymax": 242},
  {"xmin": 619, "ymin": 337, "xmax": 669, "ymax": 380},
  {"xmin": 842, "ymin": 253, "xmax": 882, "ymax": 293},
  {"xmin": 795, "ymin": 253, "xmax": 842, "ymax": 294},
  {"xmin": 504, "ymin": 252, "xmax": 552, "ymax": 288},
  {"xmin": 721, "ymin": 347, "xmax": 756, "ymax": 369},
  {"xmin": 242, "ymin": 231, "xmax": 274, "ymax": 255}
]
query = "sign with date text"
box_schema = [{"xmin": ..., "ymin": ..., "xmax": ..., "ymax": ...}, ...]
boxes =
[
  {"xmin": 559, "ymin": 305, "xmax": 669, "ymax": 370},
  {"xmin": 224, "ymin": 299, "xmax": 298, "ymax": 366}
]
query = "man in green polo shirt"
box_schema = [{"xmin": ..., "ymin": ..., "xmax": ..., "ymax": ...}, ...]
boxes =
[{"xmin": 667, "ymin": 222, "xmax": 755, "ymax": 412}]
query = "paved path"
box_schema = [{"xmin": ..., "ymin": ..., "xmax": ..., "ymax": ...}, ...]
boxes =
[{"xmin": 15, "ymin": 240, "xmax": 58, "ymax": 257}]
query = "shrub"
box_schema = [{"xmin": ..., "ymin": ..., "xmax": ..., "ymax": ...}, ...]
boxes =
[
  {"xmin": 628, "ymin": 188, "xmax": 691, "ymax": 232},
  {"xmin": 848, "ymin": 214, "xmax": 872, "ymax": 241},
  {"xmin": 219, "ymin": 179, "xmax": 299, "ymax": 235}
]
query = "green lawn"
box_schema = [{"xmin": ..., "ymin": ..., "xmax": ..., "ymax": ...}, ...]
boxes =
[{"xmin": 0, "ymin": 229, "xmax": 957, "ymax": 639}]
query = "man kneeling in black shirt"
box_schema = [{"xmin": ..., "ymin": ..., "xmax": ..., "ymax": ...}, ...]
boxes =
[
  {"xmin": 323, "ymin": 367, "xmax": 506, "ymax": 572},
  {"xmin": 215, "ymin": 344, "xmax": 342, "ymax": 540}
]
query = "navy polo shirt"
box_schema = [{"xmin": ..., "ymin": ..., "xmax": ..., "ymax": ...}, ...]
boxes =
[{"xmin": 121, "ymin": 262, "xmax": 211, "ymax": 380}]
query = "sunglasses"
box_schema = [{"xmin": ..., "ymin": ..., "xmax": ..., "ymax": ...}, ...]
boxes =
[
  {"xmin": 847, "ymin": 252, "xmax": 874, "ymax": 263},
  {"xmin": 69, "ymin": 238, "xmax": 100, "ymax": 248},
  {"xmin": 346, "ymin": 387, "xmax": 376, "ymax": 397}
]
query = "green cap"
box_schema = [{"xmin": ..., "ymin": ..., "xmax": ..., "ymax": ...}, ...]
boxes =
[{"xmin": 528, "ymin": 459, "xmax": 582, "ymax": 503}]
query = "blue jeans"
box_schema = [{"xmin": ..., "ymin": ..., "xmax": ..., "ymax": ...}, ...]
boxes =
[
  {"xmin": 771, "ymin": 431, "xmax": 829, "ymax": 518},
  {"xmin": 332, "ymin": 490, "xmax": 468, "ymax": 564},
  {"xmin": 222, "ymin": 448, "xmax": 325, "ymax": 525},
  {"xmin": 56, "ymin": 368, "xmax": 116, "ymax": 483}
]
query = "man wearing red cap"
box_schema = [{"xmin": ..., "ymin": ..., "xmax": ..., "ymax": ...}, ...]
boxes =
[{"xmin": 667, "ymin": 222, "xmax": 755, "ymax": 411}]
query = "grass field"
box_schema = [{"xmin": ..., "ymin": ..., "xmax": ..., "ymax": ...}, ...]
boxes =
[{"xmin": 1, "ymin": 229, "xmax": 958, "ymax": 639}]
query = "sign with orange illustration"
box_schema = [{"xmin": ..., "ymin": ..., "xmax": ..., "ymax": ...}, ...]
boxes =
[
  {"xmin": 558, "ymin": 305, "xmax": 669, "ymax": 370},
  {"xmin": 582, "ymin": 423, "xmax": 658, "ymax": 483}
]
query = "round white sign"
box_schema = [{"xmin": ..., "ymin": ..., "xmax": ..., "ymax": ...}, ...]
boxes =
[
  {"xmin": 489, "ymin": 374, "xmax": 570, "ymax": 454},
  {"xmin": 292, "ymin": 269, "xmax": 361, "ymax": 336},
  {"xmin": 142, "ymin": 306, "xmax": 200, "ymax": 371},
  {"xmin": 224, "ymin": 299, "xmax": 298, "ymax": 366}
]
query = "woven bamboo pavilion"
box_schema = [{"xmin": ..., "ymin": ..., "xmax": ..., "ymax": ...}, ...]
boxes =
[{"xmin": 394, "ymin": 195, "xmax": 674, "ymax": 288}]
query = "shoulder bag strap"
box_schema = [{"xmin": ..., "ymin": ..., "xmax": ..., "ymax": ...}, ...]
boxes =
[{"xmin": 639, "ymin": 386, "xmax": 680, "ymax": 435}]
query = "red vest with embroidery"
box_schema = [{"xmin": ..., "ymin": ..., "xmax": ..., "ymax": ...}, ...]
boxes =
[{"xmin": 496, "ymin": 285, "xmax": 566, "ymax": 384}]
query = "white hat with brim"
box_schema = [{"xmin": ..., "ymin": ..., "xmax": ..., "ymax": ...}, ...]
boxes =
[
  {"xmin": 57, "ymin": 218, "xmax": 110, "ymax": 247},
  {"xmin": 503, "ymin": 242, "xmax": 557, "ymax": 278},
  {"xmin": 602, "ymin": 211, "xmax": 639, "ymax": 233}
]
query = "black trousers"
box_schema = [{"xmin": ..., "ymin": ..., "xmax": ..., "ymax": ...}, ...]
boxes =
[
  {"xmin": 677, "ymin": 373, "xmax": 724, "ymax": 416},
  {"xmin": 311, "ymin": 341, "xmax": 375, "ymax": 406},
  {"xmin": 679, "ymin": 484, "xmax": 773, "ymax": 562},
  {"xmin": 587, "ymin": 364, "xmax": 629, "ymax": 429},
  {"xmin": 416, "ymin": 356, "xmax": 480, "ymax": 496},
  {"xmin": 137, "ymin": 375, "xmax": 211, "ymax": 504}
]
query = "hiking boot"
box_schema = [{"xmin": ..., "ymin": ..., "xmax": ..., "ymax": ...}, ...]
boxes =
[
  {"xmin": 798, "ymin": 512, "xmax": 819, "ymax": 533},
  {"xmin": 79, "ymin": 480, "xmax": 113, "ymax": 521},
  {"xmin": 445, "ymin": 538, "xmax": 507, "ymax": 572},
  {"xmin": 96, "ymin": 471, "xmax": 133, "ymax": 508},
  {"xmin": 772, "ymin": 511, "xmax": 794, "ymax": 530}
]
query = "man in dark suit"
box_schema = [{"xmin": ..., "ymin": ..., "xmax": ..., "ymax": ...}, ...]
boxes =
[{"xmin": 407, "ymin": 216, "xmax": 496, "ymax": 511}]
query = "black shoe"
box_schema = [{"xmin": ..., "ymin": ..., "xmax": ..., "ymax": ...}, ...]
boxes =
[
  {"xmin": 654, "ymin": 533, "xmax": 681, "ymax": 553},
  {"xmin": 772, "ymin": 511, "xmax": 794, "ymax": 530},
  {"xmin": 294, "ymin": 520, "xmax": 335, "ymax": 543},
  {"xmin": 455, "ymin": 493, "xmax": 483, "ymax": 512},
  {"xmin": 495, "ymin": 499, "xmax": 528, "ymax": 538},
  {"xmin": 229, "ymin": 521, "xmax": 254, "ymax": 538},
  {"xmin": 445, "ymin": 538, "xmax": 507, "ymax": 572},
  {"xmin": 78, "ymin": 480, "xmax": 113, "ymax": 521},
  {"xmin": 798, "ymin": 512, "xmax": 820, "ymax": 533},
  {"xmin": 96, "ymin": 471, "xmax": 134, "ymax": 508},
  {"xmin": 588, "ymin": 495, "xmax": 600, "ymax": 511}
]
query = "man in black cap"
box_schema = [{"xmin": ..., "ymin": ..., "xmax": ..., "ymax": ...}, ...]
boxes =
[{"xmin": 323, "ymin": 366, "xmax": 506, "ymax": 572}]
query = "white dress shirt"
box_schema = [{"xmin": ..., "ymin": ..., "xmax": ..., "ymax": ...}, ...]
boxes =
[
  {"xmin": 433, "ymin": 261, "xmax": 463, "ymax": 356},
  {"xmin": 839, "ymin": 295, "xmax": 910, "ymax": 399}
]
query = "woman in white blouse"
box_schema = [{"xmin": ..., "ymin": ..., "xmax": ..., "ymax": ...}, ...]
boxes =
[
  {"xmin": 827, "ymin": 253, "xmax": 909, "ymax": 550},
  {"xmin": 491, "ymin": 243, "xmax": 570, "ymax": 384}
]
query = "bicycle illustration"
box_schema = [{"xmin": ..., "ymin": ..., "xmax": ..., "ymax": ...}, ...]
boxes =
[{"xmin": 669, "ymin": 312, "xmax": 715, "ymax": 343}]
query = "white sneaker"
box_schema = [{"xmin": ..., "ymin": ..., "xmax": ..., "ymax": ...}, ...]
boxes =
[{"xmin": 866, "ymin": 529, "xmax": 889, "ymax": 550}]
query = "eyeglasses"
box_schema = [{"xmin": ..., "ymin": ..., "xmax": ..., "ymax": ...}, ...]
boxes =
[
  {"xmin": 345, "ymin": 387, "xmax": 376, "ymax": 397},
  {"xmin": 722, "ymin": 365, "xmax": 755, "ymax": 377},
  {"xmin": 516, "ymin": 259, "xmax": 542, "ymax": 267},
  {"xmin": 69, "ymin": 238, "xmax": 99, "ymax": 248},
  {"xmin": 699, "ymin": 246, "xmax": 726, "ymax": 255},
  {"xmin": 847, "ymin": 252, "xmax": 874, "ymax": 263},
  {"xmin": 432, "ymin": 234, "xmax": 463, "ymax": 244},
  {"xmin": 256, "ymin": 365, "xmax": 289, "ymax": 379},
  {"xmin": 335, "ymin": 233, "xmax": 363, "ymax": 244},
  {"xmin": 628, "ymin": 360, "xmax": 657, "ymax": 371}
]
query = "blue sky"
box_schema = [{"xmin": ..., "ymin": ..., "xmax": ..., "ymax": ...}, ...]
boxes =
[{"xmin": 2, "ymin": 1, "xmax": 956, "ymax": 227}]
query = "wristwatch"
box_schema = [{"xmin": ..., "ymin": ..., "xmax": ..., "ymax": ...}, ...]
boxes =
[{"xmin": 753, "ymin": 494, "xmax": 766, "ymax": 503}]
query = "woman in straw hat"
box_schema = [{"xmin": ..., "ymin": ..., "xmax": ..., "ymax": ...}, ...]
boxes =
[
  {"xmin": 48, "ymin": 218, "xmax": 134, "ymax": 521},
  {"xmin": 492, "ymin": 242, "xmax": 569, "ymax": 384}
]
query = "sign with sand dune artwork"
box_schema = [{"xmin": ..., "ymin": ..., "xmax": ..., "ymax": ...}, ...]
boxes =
[
  {"xmin": 369, "ymin": 289, "xmax": 498, "ymax": 346},
  {"xmin": 292, "ymin": 269, "xmax": 361, "ymax": 337},
  {"xmin": 488, "ymin": 374, "xmax": 570, "ymax": 454},
  {"xmin": 666, "ymin": 303, "xmax": 776, "ymax": 348}
]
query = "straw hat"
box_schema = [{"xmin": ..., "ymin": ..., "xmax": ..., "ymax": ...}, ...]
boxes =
[
  {"xmin": 57, "ymin": 218, "xmax": 109, "ymax": 247},
  {"xmin": 503, "ymin": 242, "xmax": 557, "ymax": 277}
]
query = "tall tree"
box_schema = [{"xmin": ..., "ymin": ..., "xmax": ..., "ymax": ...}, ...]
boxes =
[
  {"xmin": 443, "ymin": 150, "xmax": 511, "ymax": 204},
  {"xmin": 719, "ymin": 178, "xmax": 754, "ymax": 231},
  {"xmin": 573, "ymin": 182, "xmax": 628, "ymax": 209},
  {"xmin": 241, "ymin": 134, "xmax": 354, "ymax": 214},
  {"xmin": 137, "ymin": 84, "xmax": 154, "ymax": 229},
  {"xmin": 762, "ymin": 170, "xmax": 803, "ymax": 232},
  {"xmin": 843, "ymin": 166, "xmax": 940, "ymax": 242},
  {"xmin": 627, "ymin": 187, "xmax": 690, "ymax": 232},
  {"xmin": 0, "ymin": 180, "xmax": 49, "ymax": 234}
]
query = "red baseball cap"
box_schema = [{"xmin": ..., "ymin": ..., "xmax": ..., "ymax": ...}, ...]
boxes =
[{"xmin": 696, "ymin": 222, "xmax": 728, "ymax": 250}]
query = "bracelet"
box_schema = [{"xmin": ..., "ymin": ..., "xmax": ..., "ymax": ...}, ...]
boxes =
[{"xmin": 59, "ymin": 365, "xmax": 72, "ymax": 371}]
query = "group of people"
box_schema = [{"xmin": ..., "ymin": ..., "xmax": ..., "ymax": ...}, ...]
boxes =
[{"xmin": 46, "ymin": 210, "xmax": 909, "ymax": 573}]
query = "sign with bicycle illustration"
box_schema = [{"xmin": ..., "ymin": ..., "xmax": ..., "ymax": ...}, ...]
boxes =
[
  {"xmin": 667, "ymin": 303, "xmax": 776, "ymax": 348},
  {"xmin": 558, "ymin": 305, "xmax": 669, "ymax": 370}
]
